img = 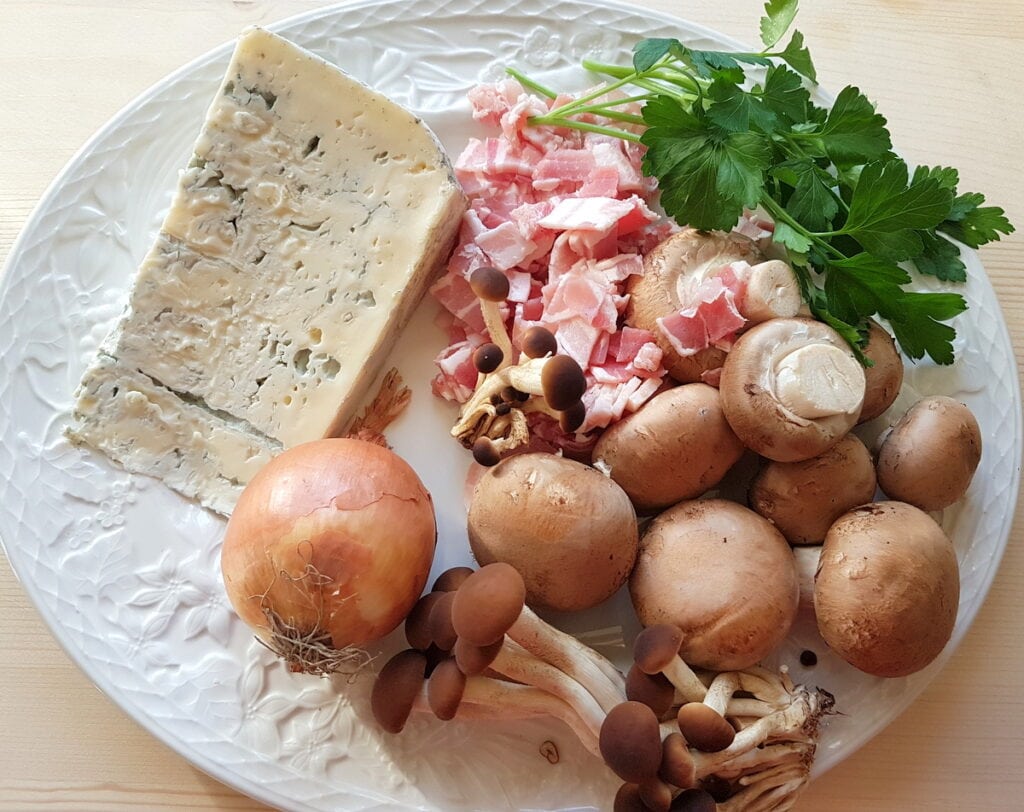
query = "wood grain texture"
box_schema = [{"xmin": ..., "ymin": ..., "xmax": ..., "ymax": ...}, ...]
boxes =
[{"xmin": 1, "ymin": 0, "xmax": 1021, "ymax": 809}]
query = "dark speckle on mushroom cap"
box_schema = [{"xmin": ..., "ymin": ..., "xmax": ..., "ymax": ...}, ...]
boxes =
[
  {"xmin": 600, "ymin": 701, "xmax": 664, "ymax": 783},
  {"xmin": 469, "ymin": 266, "xmax": 509, "ymax": 302},
  {"xmin": 427, "ymin": 657, "xmax": 466, "ymax": 720},
  {"xmin": 677, "ymin": 702, "xmax": 736, "ymax": 752},
  {"xmin": 371, "ymin": 649, "xmax": 427, "ymax": 733},
  {"xmin": 634, "ymin": 624, "xmax": 685, "ymax": 675},
  {"xmin": 451, "ymin": 562, "xmax": 526, "ymax": 646},
  {"xmin": 542, "ymin": 355, "xmax": 587, "ymax": 411}
]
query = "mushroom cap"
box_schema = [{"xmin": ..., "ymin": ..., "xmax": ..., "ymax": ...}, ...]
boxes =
[
  {"xmin": 371, "ymin": 649, "xmax": 427, "ymax": 733},
  {"xmin": 559, "ymin": 399, "xmax": 587, "ymax": 433},
  {"xmin": 427, "ymin": 657, "xmax": 466, "ymax": 720},
  {"xmin": 638, "ymin": 777, "xmax": 674, "ymax": 812},
  {"xmin": 453, "ymin": 636, "xmax": 504, "ymax": 675},
  {"xmin": 876, "ymin": 396, "xmax": 982, "ymax": 511},
  {"xmin": 625, "ymin": 663, "xmax": 675, "ymax": 718},
  {"xmin": 630, "ymin": 499, "xmax": 799, "ymax": 670},
  {"xmin": 671, "ymin": 788, "xmax": 718, "ymax": 811},
  {"xmin": 676, "ymin": 702, "xmax": 735, "ymax": 752},
  {"xmin": 858, "ymin": 321, "xmax": 904, "ymax": 423},
  {"xmin": 719, "ymin": 318, "xmax": 866, "ymax": 462},
  {"xmin": 470, "ymin": 266, "xmax": 510, "ymax": 302},
  {"xmin": 627, "ymin": 228, "xmax": 762, "ymax": 383},
  {"xmin": 613, "ymin": 783, "xmax": 646, "ymax": 812},
  {"xmin": 541, "ymin": 354, "xmax": 587, "ymax": 411},
  {"xmin": 473, "ymin": 342, "xmax": 504, "ymax": 374},
  {"xmin": 468, "ymin": 453, "xmax": 639, "ymax": 612},
  {"xmin": 749, "ymin": 434, "xmax": 878, "ymax": 544},
  {"xmin": 522, "ymin": 326, "xmax": 558, "ymax": 359},
  {"xmin": 471, "ymin": 436, "xmax": 501, "ymax": 468},
  {"xmin": 633, "ymin": 624, "xmax": 685, "ymax": 674},
  {"xmin": 405, "ymin": 591, "xmax": 443, "ymax": 651},
  {"xmin": 593, "ymin": 383, "xmax": 746, "ymax": 513},
  {"xmin": 429, "ymin": 591, "xmax": 458, "ymax": 651},
  {"xmin": 658, "ymin": 732, "xmax": 696, "ymax": 789},
  {"xmin": 815, "ymin": 501, "xmax": 960, "ymax": 677},
  {"xmin": 450, "ymin": 562, "xmax": 526, "ymax": 646},
  {"xmin": 432, "ymin": 566, "xmax": 475, "ymax": 593},
  {"xmin": 599, "ymin": 701, "xmax": 664, "ymax": 783}
]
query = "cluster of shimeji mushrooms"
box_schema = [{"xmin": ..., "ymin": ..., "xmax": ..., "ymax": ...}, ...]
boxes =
[
  {"xmin": 371, "ymin": 564, "xmax": 833, "ymax": 811},
  {"xmin": 450, "ymin": 267, "xmax": 587, "ymax": 465}
]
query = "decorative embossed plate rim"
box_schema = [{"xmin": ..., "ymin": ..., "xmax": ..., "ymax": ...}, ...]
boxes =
[{"xmin": 0, "ymin": 0, "xmax": 1020, "ymax": 810}]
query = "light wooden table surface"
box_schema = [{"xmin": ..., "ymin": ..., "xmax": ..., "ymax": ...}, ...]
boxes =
[{"xmin": 1, "ymin": 1, "xmax": 1022, "ymax": 809}]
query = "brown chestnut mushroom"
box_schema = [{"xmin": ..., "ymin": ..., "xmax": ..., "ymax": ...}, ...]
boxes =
[
  {"xmin": 469, "ymin": 266, "xmax": 514, "ymax": 362},
  {"xmin": 613, "ymin": 783, "xmax": 647, "ymax": 812},
  {"xmin": 748, "ymin": 434, "xmax": 878, "ymax": 544},
  {"xmin": 633, "ymin": 624, "xmax": 708, "ymax": 702},
  {"xmin": 815, "ymin": 501, "xmax": 960, "ymax": 677},
  {"xmin": 630, "ymin": 499, "xmax": 799, "ymax": 670},
  {"xmin": 370, "ymin": 649, "xmax": 428, "ymax": 733},
  {"xmin": 659, "ymin": 732, "xmax": 697, "ymax": 789},
  {"xmin": 876, "ymin": 395, "xmax": 982, "ymax": 511},
  {"xmin": 626, "ymin": 229, "xmax": 779, "ymax": 383},
  {"xmin": 450, "ymin": 562, "xmax": 525, "ymax": 646},
  {"xmin": 468, "ymin": 453, "xmax": 638, "ymax": 612},
  {"xmin": 626, "ymin": 664, "xmax": 676, "ymax": 718},
  {"xmin": 858, "ymin": 320, "xmax": 904, "ymax": 423},
  {"xmin": 427, "ymin": 657, "xmax": 466, "ymax": 721},
  {"xmin": 719, "ymin": 318, "xmax": 866, "ymax": 462},
  {"xmin": 432, "ymin": 566, "xmax": 475, "ymax": 593},
  {"xmin": 593, "ymin": 383, "xmax": 746, "ymax": 513}
]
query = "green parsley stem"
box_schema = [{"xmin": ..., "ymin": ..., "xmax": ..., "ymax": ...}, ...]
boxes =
[
  {"xmin": 524, "ymin": 116, "xmax": 643, "ymax": 142},
  {"xmin": 504, "ymin": 67, "xmax": 558, "ymax": 99},
  {"xmin": 759, "ymin": 196, "xmax": 847, "ymax": 261}
]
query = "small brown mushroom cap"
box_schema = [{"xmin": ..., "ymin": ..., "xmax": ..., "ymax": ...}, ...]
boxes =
[
  {"xmin": 405, "ymin": 592, "xmax": 444, "ymax": 651},
  {"xmin": 858, "ymin": 321, "xmax": 904, "ymax": 423},
  {"xmin": 559, "ymin": 399, "xmax": 587, "ymax": 433},
  {"xmin": 626, "ymin": 664, "xmax": 675, "ymax": 718},
  {"xmin": 815, "ymin": 501, "xmax": 960, "ymax": 677},
  {"xmin": 749, "ymin": 434, "xmax": 878, "ymax": 544},
  {"xmin": 472, "ymin": 436, "xmax": 501, "ymax": 467},
  {"xmin": 468, "ymin": 454, "xmax": 639, "ymax": 612},
  {"xmin": 876, "ymin": 396, "xmax": 982, "ymax": 511},
  {"xmin": 630, "ymin": 499, "xmax": 799, "ymax": 670},
  {"xmin": 671, "ymin": 788, "xmax": 718, "ymax": 811},
  {"xmin": 453, "ymin": 636, "xmax": 504, "ymax": 675},
  {"xmin": 719, "ymin": 318, "xmax": 865, "ymax": 462},
  {"xmin": 593, "ymin": 383, "xmax": 746, "ymax": 513},
  {"xmin": 522, "ymin": 325, "xmax": 558, "ymax": 359},
  {"xmin": 659, "ymin": 732, "xmax": 697, "ymax": 789},
  {"xmin": 634, "ymin": 624, "xmax": 685, "ymax": 674},
  {"xmin": 676, "ymin": 702, "xmax": 735, "ymax": 752},
  {"xmin": 371, "ymin": 649, "xmax": 427, "ymax": 733},
  {"xmin": 639, "ymin": 777, "xmax": 674, "ymax": 812},
  {"xmin": 469, "ymin": 266, "xmax": 510, "ymax": 302},
  {"xmin": 429, "ymin": 591, "xmax": 458, "ymax": 651},
  {"xmin": 600, "ymin": 701, "xmax": 664, "ymax": 783},
  {"xmin": 627, "ymin": 228, "xmax": 762, "ymax": 383},
  {"xmin": 450, "ymin": 562, "xmax": 526, "ymax": 646},
  {"xmin": 541, "ymin": 354, "xmax": 587, "ymax": 411},
  {"xmin": 432, "ymin": 566, "xmax": 475, "ymax": 593},
  {"xmin": 613, "ymin": 783, "xmax": 646, "ymax": 812},
  {"xmin": 472, "ymin": 342, "xmax": 504, "ymax": 374},
  {"xmin": 427, "ymin": 657, "xmax": 467, "ymax": 721}
]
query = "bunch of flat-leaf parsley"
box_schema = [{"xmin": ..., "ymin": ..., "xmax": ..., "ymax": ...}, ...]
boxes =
[{"xmin": 509, "ymin": 0, "xmax": 1013, "ymax": 364}]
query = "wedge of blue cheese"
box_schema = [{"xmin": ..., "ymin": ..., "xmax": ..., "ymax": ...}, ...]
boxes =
[{"xmin": 68, "ymin": 28, "xmax": 466, "ymax": 513}]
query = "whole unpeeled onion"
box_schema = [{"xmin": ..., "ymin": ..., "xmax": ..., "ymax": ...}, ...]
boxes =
[{"xmin": 221, "ymin": 438, "xmax": 436, "ymax": 673}]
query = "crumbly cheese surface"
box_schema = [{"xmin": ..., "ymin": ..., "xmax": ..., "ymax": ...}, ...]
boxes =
[{"xmin": 70, "ymin": 28, "xmax": 466, "ymax": 511}]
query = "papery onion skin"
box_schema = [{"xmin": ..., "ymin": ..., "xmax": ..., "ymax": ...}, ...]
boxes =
[{"xmin": 222, "ymin": 438, "xmax": 437, "ymax": 650}]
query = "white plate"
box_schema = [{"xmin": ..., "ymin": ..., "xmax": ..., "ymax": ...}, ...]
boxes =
[{"xmin": 0, "ymin": 0, "xmax": 1019, "ymax": 809}]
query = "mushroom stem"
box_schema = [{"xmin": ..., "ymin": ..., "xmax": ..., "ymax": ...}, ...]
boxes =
[
  {"xmin": 717, "ymin": 761, "xmax": 811, "ymax": 812},
  {"xmin": 703, "ymin": 672, "xmax": 740, "ymax": 716},
  {"xmin": 487, "ymin": 638, "xmax": 607, "ymax": 740},
  {"xmin": 509, "ymin": 605, "xmax": 626, "ymax": 713}
]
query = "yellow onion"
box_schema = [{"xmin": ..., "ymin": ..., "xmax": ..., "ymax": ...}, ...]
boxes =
[{"xmin": 221, "ymin": 438, "xmax": 436, "ymax": 674}]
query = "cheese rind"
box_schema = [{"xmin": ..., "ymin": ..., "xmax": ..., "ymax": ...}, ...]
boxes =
[{"xmin": 70, "ymin": 28, "xmax": 466, "ymax": 511}]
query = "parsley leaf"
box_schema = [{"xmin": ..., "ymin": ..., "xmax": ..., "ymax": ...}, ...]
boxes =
[
  {"xmin": 785, "ymin": 160, "xmax": 840, "ymax": 232},
  {"xmin": 641, "ymin": 96, "xmax": 771, "ymax": 230},
  {"xmin": 778, "ymin": 30, "xmax": 816, "ymax": 82},
  {"xmin": 632, "ymin": 38, "xmax": 679, "ymax": 72},
  {"xmin": 808, "ymin": 86, "xmax": 892, "ymax": 166},
  {"xmin": 760, "ymin": 0, "xmax": 800, "ymax": 48},
  {"xmin": 915, "ymin": 232, "xmax": 967, "ymax": 282},
  {"xmin": 759, "ymin": 64, "xmax": 815, "ymax": 124},
  {"xmin": 884, "ymin": 292, "xmax": 967, "ymax": 364},
  {"xmin": 773, "ymin": 221, "xmax": 813, "ymax": 253},
  {"xmin": 706, "ymin": 79, "xmax": 779, "ymax": 133},
  {"xmin": 939, "ymin": 200, "xmax": 1015, "ymax": 248},
  {"xmin": 841, "ymin": 159, "xmax": 953, "ymax": 259}
]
